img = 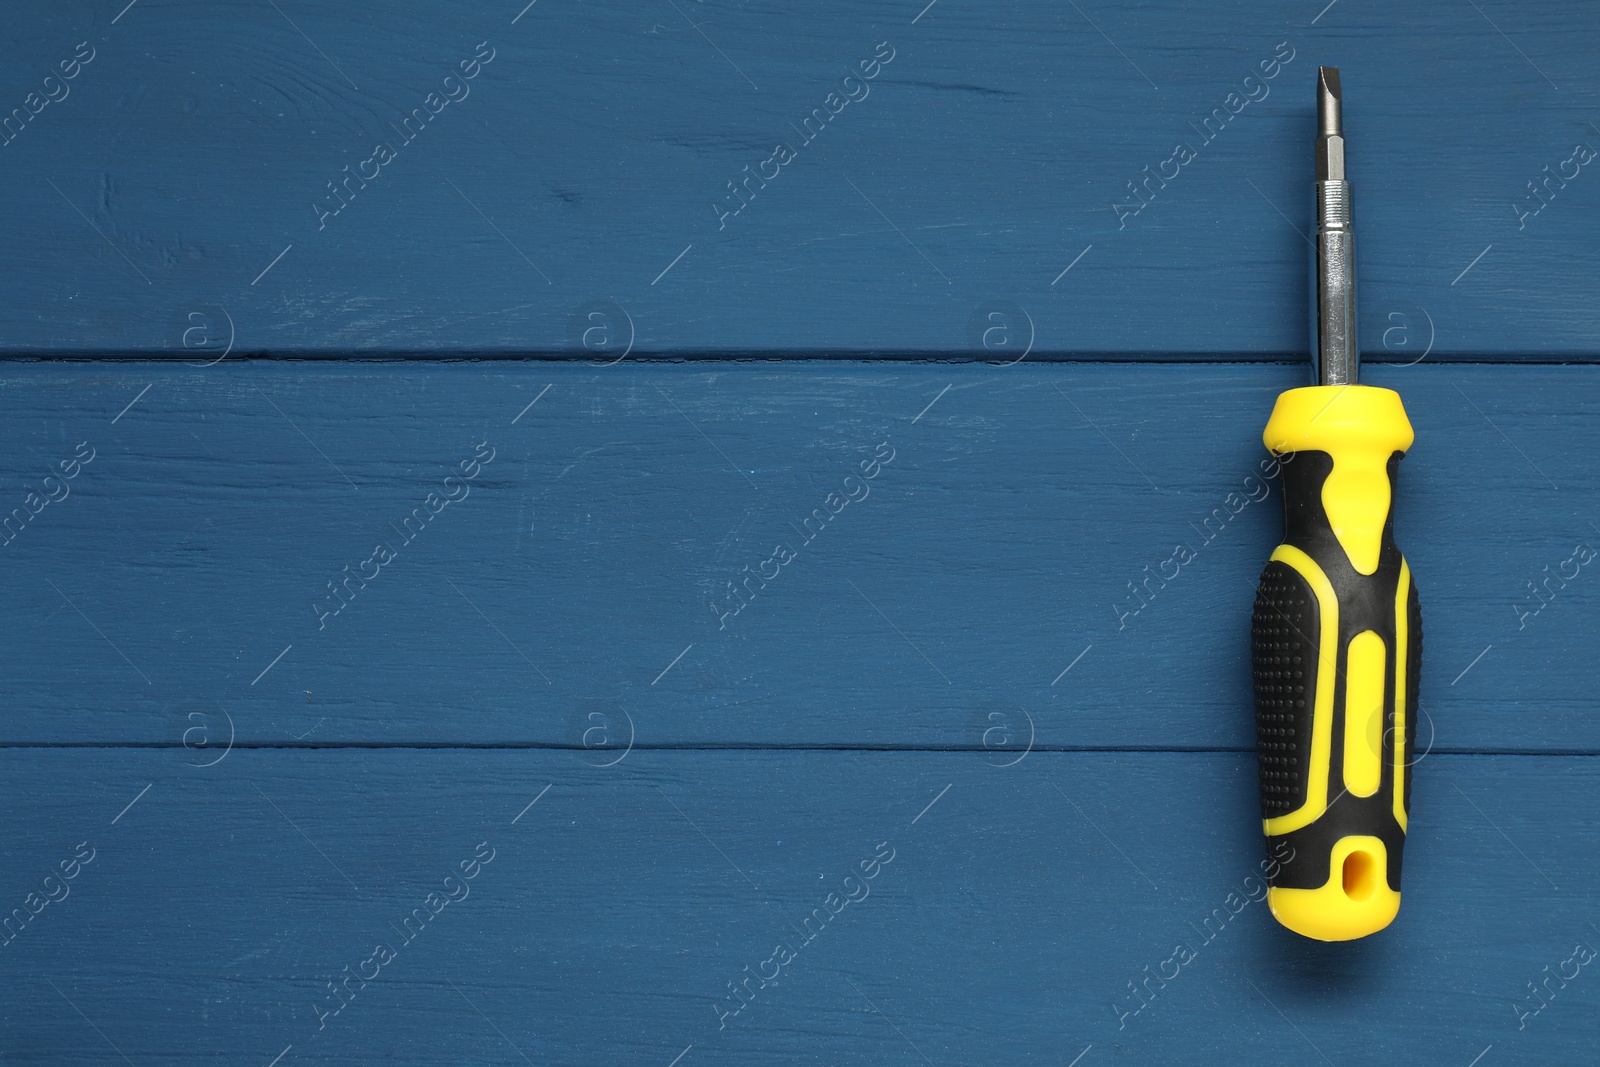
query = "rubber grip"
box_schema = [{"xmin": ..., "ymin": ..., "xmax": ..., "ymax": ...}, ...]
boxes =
[{"xmin": 1251, "ymin": 385, "xmax": 1420, "ymax": 941}]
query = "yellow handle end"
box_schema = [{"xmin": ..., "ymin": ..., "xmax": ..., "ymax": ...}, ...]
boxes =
[{"xmin": 1266, "ymin": 835, "xmax": 1401, "ymax": 941}]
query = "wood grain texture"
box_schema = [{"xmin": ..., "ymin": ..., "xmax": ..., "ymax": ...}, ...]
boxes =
[
  {"xmin": 3, "ymin": 3, "xmax": 1596, "ymax": 1062},
  {"xmin": 1, "ymin": 749, "xmax": 1595, "ymax": 1065},
  {"xmin": 0, "ymin": 1, "xmax": 1595, "ymax": 357},
  {"xmin": 0, "ymin": 361, "xmax": 1594, "ymax": 751}
]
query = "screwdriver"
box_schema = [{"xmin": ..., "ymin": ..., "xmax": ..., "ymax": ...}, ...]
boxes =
[{"xmin": 1251, "ymin": 67, "xmax": 1420, "ymax": 941}]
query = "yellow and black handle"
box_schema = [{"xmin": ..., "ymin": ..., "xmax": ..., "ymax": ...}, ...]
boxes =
[{"xmin": 1251, "ymin": 384, "xmax": 1420, "ymax": 941}]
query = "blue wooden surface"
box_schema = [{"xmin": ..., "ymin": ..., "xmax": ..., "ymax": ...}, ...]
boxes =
[
  {"xmin": 9, "ymin": 372, "xmax": 1600, "ymax": 1064},
  {"xmin": 4, "ymin": 1, "xmax": 1600, "ymax": 1065},
  {"xmin": 3, "ymin": 750, "xmax": 1599, "ymax": 1065},
  {"xmin": 1, "ymin": 362, "xmax": 1597, "ymax": 754},
  {"xmin": 0, "ymin": 1, "xmax": 1597, "ymax": 358}
]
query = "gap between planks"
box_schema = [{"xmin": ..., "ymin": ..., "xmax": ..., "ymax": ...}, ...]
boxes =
[{"xmin": 0, "ymin": 743, "xmax": 1595, "ymax": 757}]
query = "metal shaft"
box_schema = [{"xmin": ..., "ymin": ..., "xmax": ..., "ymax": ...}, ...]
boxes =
[{"xmin": 1312, "ymin": 66, "xmax": 1358, "ymax": 386}]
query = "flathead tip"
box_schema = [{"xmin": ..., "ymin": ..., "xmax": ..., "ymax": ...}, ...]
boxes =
[{"xmin": 1317, "ymin": 67, "xmax": 1342, "ymax": 137}]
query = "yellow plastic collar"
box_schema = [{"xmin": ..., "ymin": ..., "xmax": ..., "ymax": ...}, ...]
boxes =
[{"xmin": 1263, "ymin": 385, "xmax": 1414, "ymax": 575}]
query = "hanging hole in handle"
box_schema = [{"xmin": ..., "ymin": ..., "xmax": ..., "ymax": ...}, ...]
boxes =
[{"xmin": 1342, "ymin": 849, "xmax": 1378, "ymax": 901}]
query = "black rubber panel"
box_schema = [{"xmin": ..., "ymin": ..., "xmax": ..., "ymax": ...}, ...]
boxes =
[
  {"xmin": 1251, "ymin": 449, "xmax": 1420, "ymax": 893},
  {"xmin": 1252, "ymin": 560, "xmax": 1315, "ymax": 819}
]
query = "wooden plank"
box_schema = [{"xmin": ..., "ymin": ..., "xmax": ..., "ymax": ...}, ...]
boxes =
[
  {"xmin": 0, "ymin": 749, "xmax": 1594, "ymax": 1064},
  {"xmin": 0, "ymin": 2, "xmax": 1595, "ymax": 358},
  {"xmin": 1, "ymin": 361, "xmax": 1595, "ymax": 751}
]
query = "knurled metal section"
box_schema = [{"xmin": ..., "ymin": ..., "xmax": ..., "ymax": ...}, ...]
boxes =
[
  {"xmin": 1317, "ymin": 179, "xmax": 1351, "ymax": 228},
  {"xmin": 1252, "ymin": 562, "xmax": 1314, "ymax": 819}
]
